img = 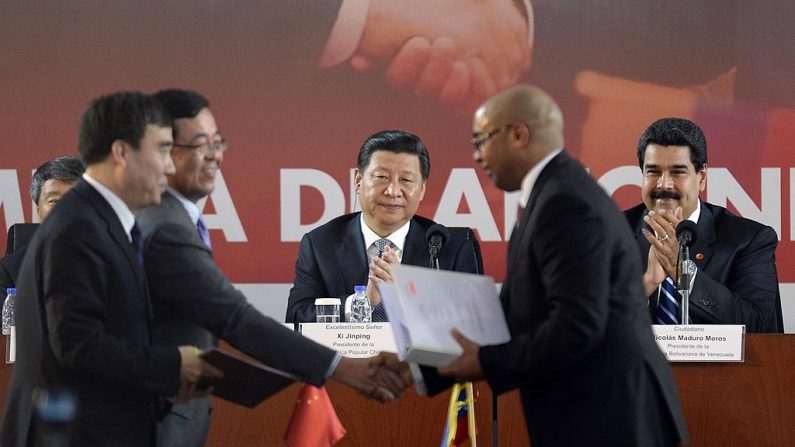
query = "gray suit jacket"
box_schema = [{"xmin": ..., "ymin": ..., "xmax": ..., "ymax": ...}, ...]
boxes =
[
  {"xmin": 136, "ymin": 192, "xmax": 337, "ymax": 446},
  {"xmin": 137, "ymin": 191, "xmax": 337, "ymax": 378},
  {"xmin": 479, "ymin": 152, "xmax": 688, "ymax": 446}
]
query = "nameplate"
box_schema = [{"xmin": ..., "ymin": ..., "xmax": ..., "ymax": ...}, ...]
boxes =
[
  {"xmin": 652, "ymin": 324, "xmax": 745, "ymax": 362},
  {"xmin": 299, "ymin": 323, "xmax": 397, "ymax": 358}
]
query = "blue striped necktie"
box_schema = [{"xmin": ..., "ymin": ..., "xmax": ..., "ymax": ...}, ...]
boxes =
[{"xmin": 655, "ymin": 276, "xmax": 680, "ymax": 324}]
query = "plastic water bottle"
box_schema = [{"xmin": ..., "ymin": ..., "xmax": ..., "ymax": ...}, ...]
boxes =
[
  {"xmin": 2, "ymin": 288, "xmax": 15, "ymax": 335},
  {"xmin": 349, "ymin": 285, "xmax": 372, "ymax": 323}
]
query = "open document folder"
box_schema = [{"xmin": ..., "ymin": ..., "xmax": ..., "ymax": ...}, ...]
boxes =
[{"xmin": 379, "ymin": 264, "xmax": 510, "ymax": 367}]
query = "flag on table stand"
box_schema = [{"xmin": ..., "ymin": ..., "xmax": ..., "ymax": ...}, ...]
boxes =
[
  {"xmin": 285, "ymin": 385, "xmax": 346, "ymax": 447},
  {"xmin": 440, "ymin": 382, "xmax": 477, "ymax": 447}
]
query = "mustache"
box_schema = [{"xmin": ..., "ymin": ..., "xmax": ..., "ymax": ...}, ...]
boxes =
[{"xmin": 651, "ymin": 189, "xmax": 681, "ymax": 200}]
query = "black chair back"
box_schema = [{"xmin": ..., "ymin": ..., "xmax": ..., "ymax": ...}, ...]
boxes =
[
  {"xmin": 5, "ymin": 223, "xmax": 39, "ymax": 255},
  {"xmin": 448, "ymin": 227, "xmax": 484, "ymax": 275}
]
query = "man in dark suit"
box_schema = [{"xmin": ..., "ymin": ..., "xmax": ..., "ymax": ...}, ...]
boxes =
[
  {"xmin": 439, "ymin": 85, "xmax": 688, "ymax": 446},
  {"xmin": 1, "ymin": 91, "xmax": 215, "ymax": 446},
  {"xmin": 285, "ymin": 130, "xmax": 480, "ymax": 324},
  {"xmin": 0, "ymin": 156, "xmax": 83, "ymax": 291},
  {"xmin": 624, "ymin": 117, "xmax": 781, "ymax": 332},
  {"xmin": 137, "ymin": 89, "xmax": 409, "ymax": 447}
]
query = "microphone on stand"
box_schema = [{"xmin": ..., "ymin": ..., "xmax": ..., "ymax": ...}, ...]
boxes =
[
  {"xmin": 675, "ymin": 220, "xmax": 698, "ymax": 247},
  {"xmin": 674, "ymin": 220, "xmax": 699, "ymax": 325},
  {"xmin": 426, "ymin": 224, "xmax": 449, "ymax": 269}
]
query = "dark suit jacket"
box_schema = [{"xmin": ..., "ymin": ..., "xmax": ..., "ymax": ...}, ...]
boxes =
[
  {"xmin": 0, "ymin": 245, "xmax": 26, "ymax": 292},
  {"xmin": 0, "ymin": 179, "xmax": 181, "ymax": 447},
  {"xmin": 625, "ymin": 201, "xmax": 782, "ymax": 332},
  {"xmin": 479, "ymin": 152, "xmax": 688, "ymax": 446},
  {"xmin": 285, "ymin": 213, "xmax": 480, "ymax": 324}
]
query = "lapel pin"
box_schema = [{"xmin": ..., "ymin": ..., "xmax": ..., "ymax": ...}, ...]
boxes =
[{"xmin": 695, "ymin": 253, "xmax": 704, "ymax": 260}]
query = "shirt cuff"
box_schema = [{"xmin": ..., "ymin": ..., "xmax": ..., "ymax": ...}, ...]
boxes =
[
  {"xmin": 319, "ymin": 0, "xmax": 370, "ymax": 68},
  {"xmin": 324, "ymin": 352, "xmax": 343, "ymax": 380},
  {"xmin": 408, "ymin": 362, "xmax": 427, "ymax": 395}
]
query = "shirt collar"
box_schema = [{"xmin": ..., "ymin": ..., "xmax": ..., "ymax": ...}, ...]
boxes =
[
  {"xmin": 166, "ymin": 186, "xmax": 201, "ymax": 225},
  {"xmin": 359, "ymin": 213, "xmax": 410, "ymax": 257},
  {"xmin": 82, "ymin": 172, "xmax": 136, "ymax": 242},
  {"xmin": 519, "ymin": 149, "xmax": 562, "ymax": 207},
  {"xmin": 687, "ymin": 200, "xmax": 701, "ymax": 224}
]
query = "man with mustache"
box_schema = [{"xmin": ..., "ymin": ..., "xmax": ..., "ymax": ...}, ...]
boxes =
[
  {"xmin": 624, "ymin": 117, "xmax": 781, "ymax": 332},
  {"xmin": 136, "ymin": 90, "xmax": 408, "ymax": 447}
]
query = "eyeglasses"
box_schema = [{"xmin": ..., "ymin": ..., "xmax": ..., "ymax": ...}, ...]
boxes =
[
  {"xmin": 173, "ymin": 137, "xmax": 228, "ymax": 156},
  {"xmin": 471, "ymin": 124, "xmax": 512, "ymax": 152}
]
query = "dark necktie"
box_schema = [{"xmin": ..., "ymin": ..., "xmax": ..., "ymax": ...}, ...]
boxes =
[
  {"xmin": 130, "ymin": 223, "xmax": 144, "ymax": 267},
  {"xmin": 655, "ymin": 276, "xmax": 680, "ymax": 324},
  {"xmin": 197, "ymin": 216, "xmax": 212, "ymax": 249}
]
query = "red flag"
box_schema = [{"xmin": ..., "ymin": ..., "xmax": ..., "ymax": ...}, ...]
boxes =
[{"xmin": 285, "ymin": 385, "xmax": 346, "ymax": 447}]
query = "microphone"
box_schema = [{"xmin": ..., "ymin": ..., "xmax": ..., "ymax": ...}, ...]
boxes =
[
  {"xmin": 675, "ymin": 220, "xmax": 698, "ymax": 247},
  {"xmin": 675, "ymin": 220, "xmax": 698, "ymax": 325},
  {"xmin": 426, "ymin": 224, "xmax": 449, "ymax": 250},
  {"xmin": 426, "ymin": 224, "xmax": 449, "ymax": 269}
]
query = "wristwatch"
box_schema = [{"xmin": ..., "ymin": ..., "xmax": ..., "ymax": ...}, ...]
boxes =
[{"xmin": 681, "ymin": 259, "xmax": 697, "ymax": 276}]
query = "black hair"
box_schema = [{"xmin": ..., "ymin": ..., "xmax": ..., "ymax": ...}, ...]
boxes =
[
  {"xmin": 357, "ymin": 130, "xmax": 430, "ymax": 179},
  {"xmin": 637, "ymin": 118, "xmax": 707, "ymax": 171},
  {"xmin": 78, "ymin": 91, "xmax": 171, "ymax": 165}
]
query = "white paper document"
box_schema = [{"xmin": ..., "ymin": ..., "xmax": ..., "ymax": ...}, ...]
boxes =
[{"xmin": 379, "ymin": 264, "xmax": 510, "ymax": 367}]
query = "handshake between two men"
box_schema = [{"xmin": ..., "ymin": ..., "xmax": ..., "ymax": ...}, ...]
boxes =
[{"xmin": 170, "ymin": 347, "xmax": 413, "ymax": 404}]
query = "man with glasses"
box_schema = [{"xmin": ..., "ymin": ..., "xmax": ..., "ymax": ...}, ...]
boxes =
[
  {"xmin": 136, "ymin": 90, "xmax": 409, "ymax": 447},
  {"xmin": 439, "ymin": 85, "xmax": 688, "ymax": 446}
]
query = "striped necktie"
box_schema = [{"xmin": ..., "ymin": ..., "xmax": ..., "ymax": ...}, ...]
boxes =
[{"xmin": 655, "ymin": 276, "xmax": 680, "ymax": 324}]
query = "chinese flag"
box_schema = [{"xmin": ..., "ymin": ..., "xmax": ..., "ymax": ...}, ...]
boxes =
[{"xmin": 285, "ymin": 385, "xmax": 346, "ymax": 447}]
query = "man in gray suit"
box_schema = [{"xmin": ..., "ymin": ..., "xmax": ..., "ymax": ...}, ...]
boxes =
[{"xmin": 136, "ymin": 89, "xmax": 408, "ymax": 447}]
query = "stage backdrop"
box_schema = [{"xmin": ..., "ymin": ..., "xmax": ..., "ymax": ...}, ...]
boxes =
[{"xmin": 1, "ymin": 1, "xmax": 793, "ymax": 328}]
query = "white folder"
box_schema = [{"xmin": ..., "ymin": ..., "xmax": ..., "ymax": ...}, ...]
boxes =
[{"xmin": 379, "ymin": 264, "xmax": 510, "ymax": 367}]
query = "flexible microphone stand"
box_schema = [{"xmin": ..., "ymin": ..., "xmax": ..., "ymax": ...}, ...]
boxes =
[
  {"xmin": 675, "ymin": 220, "xmax": 698, "ymax": 325},
  {"xmin": 678, "ymin": 245, "xmax": 693, "ymax": 325}
]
